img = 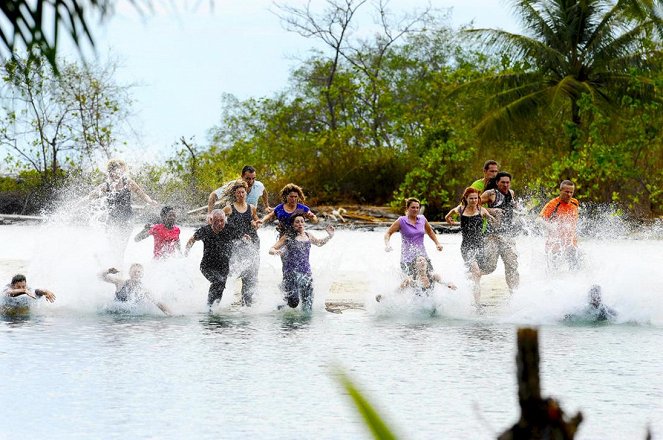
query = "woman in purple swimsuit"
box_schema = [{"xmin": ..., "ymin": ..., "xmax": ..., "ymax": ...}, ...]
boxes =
[
  {"xmin": 269, "ymin": 216, "xmax": 334, "ymax": 312},
  {"xmin": 384, "ymin": 197, "xmax": 443, "ymax": 277}
]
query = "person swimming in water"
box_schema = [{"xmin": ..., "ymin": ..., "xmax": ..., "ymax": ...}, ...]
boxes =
[
  {"xmin": 1, "ymin": 274, "xmax": 56, "ymax": 315},
  {"xmin": 564, "ymin": 285, "xmax": 617, "ymax": 322},
  {"xmin": 99, "ymin": 264, "xmax": 171, "ymax": 315},
  {"xmin": 376, "ymin": 255, "xmax": 456, "ymax": 302}
]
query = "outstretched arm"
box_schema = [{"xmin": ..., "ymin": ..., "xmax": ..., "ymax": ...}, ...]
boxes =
[
  {"xmin": 260, "ymin": 210, "xmax": 276, "ymax": 225},
  {"xmin": 310, "ymin": 225, "xmax": 334, "ymax": 247},
  {"xmin": 34, "ymin": 288, "xmax": 56, "ymax": 302},
  {"xmin": 424, "ymin": 221, "xmax": 443, "ymax": 251},
  {"xmin": 128, "ymin": 179, "xmax": 158, "ymax": 206},
  {"xmin": 134, "ymin": 224, "xmax": 152, "ymax": 242},
  {"xmin": 431, "ymin": 273, "xmax": 457, "ymax": 290}
]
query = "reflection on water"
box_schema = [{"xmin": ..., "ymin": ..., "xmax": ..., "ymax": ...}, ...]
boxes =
[{"xmin": 0, "ymin": 224, "xmax": 662, "ymax": 439}]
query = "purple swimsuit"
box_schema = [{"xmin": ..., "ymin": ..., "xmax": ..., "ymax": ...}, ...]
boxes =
[{"xmin": 399, "ymin": 215, "xmax": 427, "ymax": 264}]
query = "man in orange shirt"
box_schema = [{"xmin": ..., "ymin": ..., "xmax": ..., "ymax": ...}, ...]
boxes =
[{"xmin": 540, "ymin": 180, "xmax": 580, "ymax": 270}]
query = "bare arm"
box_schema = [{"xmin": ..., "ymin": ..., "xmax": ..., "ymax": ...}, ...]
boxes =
[
  {"xmin": 305, "ymin": 210, "xmax": 318, "ymax": 224},
  {"xmin": 445, "ymin": 206, "xmax": 461, "ymax": 225},
  {"xmin": 480, "ymin": 207, "xmax": 496, "ymax": 223},
  {"xmin": 99, "ymin": 268, "xmax": 124, "ymax": 289},
  {"xmin": 480, "ymin": 189, "xmax": 495, "ymax": 205},
  {"xmin": 4, "ymin": 287, "xmax": 37, "ymax": 299},
  {"xmin": 184, "ymin": 235, "xmax": 198, "ymax": 256},
  {"xmin": 384, "ymin": 220, "xmax": 400, "ymax": 252},
  {"xmin": 424, "ymin": 220, "xmax": 443, "ymax": 251},
  {"xmin": 310, "ymin": 225, "xmax": 334, "ymax": 247},
  {"xmin": 269, "ymin": 235, "xmax": 288, "ymax": 255},
  {"xmin": 260, "ymin": 210, "xmax": 276, "ymax": 224},
  {"xmin": 261, "ymin": 191, "xmax": 271, "ymax": 212},
  {"xmin": 34, "ymin": 288, "xmax": 56, "ymax": 302},
  {"xmin": 128, "ymin": 179, "xmax": 158, "ymax": 206},
  {"xmin": 207, "ymin": 192, "xmax": 218, "ymax": 214},
  {"xmin": 431, "ymin": 273, "xmax": 457, "ymax": 290},
  {"xmin": 134, "ymin": 224, "xmax": 152, "ymax": 242}
]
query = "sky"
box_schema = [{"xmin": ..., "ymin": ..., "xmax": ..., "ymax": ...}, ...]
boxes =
[{"xmin": 70, "ymin": 0, "xmax": 519, "ymax": 161}]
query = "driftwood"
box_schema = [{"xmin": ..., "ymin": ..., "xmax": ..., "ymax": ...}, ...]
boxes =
[{"xmin": 499, "ymin": 328, "xmax": 583, "ymax": 440}]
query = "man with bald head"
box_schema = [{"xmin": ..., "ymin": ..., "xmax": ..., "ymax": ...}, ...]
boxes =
[{"xmin": 185, "ymin": 209, "xmax": 235, "ymax": 308}]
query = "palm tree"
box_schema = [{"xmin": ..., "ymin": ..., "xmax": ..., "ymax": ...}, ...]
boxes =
[{"xmin": 465, "ymin": 0, "xmax": 662, "ymax": 150}]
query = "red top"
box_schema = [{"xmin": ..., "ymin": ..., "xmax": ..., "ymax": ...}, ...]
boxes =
[{"xmin": 149, "ymin": 224, "xmax": 181, "ymax": 259}]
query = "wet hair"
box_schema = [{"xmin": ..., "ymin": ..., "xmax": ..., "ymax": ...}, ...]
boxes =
[
  {"xmin": 460, "ymin": 187, "xmax": 481, "ymax": 207},
  {"xmin": 560, "ymin": 180, "xmax": 575, "ymax": 189},
  {"xmin": 160, "ymin": 206, "xmax": 175, "ymax": 220},
  {"xmin": 210, "ymin": 208, "xmax": 226, "ymax": 219},
  {"xmin": 588, "ymin": 285, "xmax": 602, "ymax": 306},
  {"xmin": 495, "ymin": 171, "xmax": 512, "ymax": 182},
  {"xmin": 11, "ymin": 274, "xmax": 26, "ymax": 285},
  {"xmin": 280, "ymin": 183, "xmax": 306, "ymax": 203},
  {"xmin": 230, "ymin": 179, "xmax": 249, "ymax": 201},
  {"xmin": 241, "ymin": 166, "xmax": 256, "ymax": 175},
  {"xmin": 106, "ymin": 158, "xmax": 127, "ymax": 173},
  {"xmin": 483, "ymin": 160, "xmax": 499, "ymax": 171},
  {"xmin": 405, "ymin": 198, "xmax": 421, "ymax": 208}
]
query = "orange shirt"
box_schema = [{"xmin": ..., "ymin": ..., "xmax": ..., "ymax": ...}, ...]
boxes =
[{"xmin": 540, "ymin": 197, "xmax": 579, "ymax": 249}]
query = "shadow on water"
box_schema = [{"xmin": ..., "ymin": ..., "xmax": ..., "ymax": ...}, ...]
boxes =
[
  {"xmin": 1, "ymin": 312, "xmax": 34, "ymax": 327},
  {"xmin": 199, "ymin": 312, "xmax": 254, "ymax": 334},
  {"xmin": 278, "ymin": 310, "xmax": 313, "ymax": 335}
]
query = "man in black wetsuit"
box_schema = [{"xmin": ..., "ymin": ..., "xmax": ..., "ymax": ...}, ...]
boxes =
[
  {"xmin": 185, "ymin": 209, "xmax": 235, "ymax": 309},
  {"xmin": 480, "ymin": 171, "xmax": 519, "ymax": 292}
]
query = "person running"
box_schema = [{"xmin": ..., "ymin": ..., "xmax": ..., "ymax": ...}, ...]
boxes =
[
  {"xmin": 480, "ymin": 172, "xmax": 520, "ymax": 292},
  {"xmin": 185, "ymin": 209, "xmax": 235, "ymax": 309},
  {"xmin": 99, "ymin": 264, "xmax": 171, "ymax": 315},
  {"xmin": 134, "ymin": 206, "xmax": 181, "ymax": 259},
  {"xmin": 2, "ymin": 274, "xmax": 56, "ymax": 315},
  {"xmin": 84, "ymin": 159, "xmax": 159, "ymax": 265},
  {"xmin": 223, "ymin": 180, "xmax": 261, "ymax": 306},
  {"xmin": 260, "ymin": 183, "xmax": 318, "ymax": 235},
  {"xmin": 208, "ymin": 165, "xmax": 272, "ymax": 213},
  {"xmin": 540, "ymin": 180, "xmax": 580, "ymax": 271},
  {"xmin": 384, "ymin": 197, "xmax": 443, "ymax": 277},
  {"xmin": 269, "ymin": 216, "xmax": 334, "ymax": 312},
  {"xmin": 445, "ymin": 187, "xmax": 496, "ymax": 303},
  {"xmin": 470, "ymin": 160, "xmax": 499, "ymax": 192}
]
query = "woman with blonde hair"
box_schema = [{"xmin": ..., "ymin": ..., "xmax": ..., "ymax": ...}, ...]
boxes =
[{"xmin": 86, "ymin": 159, "xmax": 159, "ymax": 265}]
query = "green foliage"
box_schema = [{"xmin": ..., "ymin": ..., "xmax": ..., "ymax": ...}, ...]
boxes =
[
  {"xmin": 464, "ymin": 0, "xmax": 663, "ymax": 149},
  {"xmin": 336, "ymin": 370, "xmax": 399, "ymax": 440},
  {"xmin": 393, "ymin": 127, "xmax": 477, "ymax": 217}
]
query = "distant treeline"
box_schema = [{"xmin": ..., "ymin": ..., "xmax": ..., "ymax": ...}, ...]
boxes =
[{"xmin": 1, "ymin": 1, "xmax": 661, "ymax": 218}]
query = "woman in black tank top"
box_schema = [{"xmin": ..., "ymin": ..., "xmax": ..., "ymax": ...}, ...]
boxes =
[
  {"xmin": 445, "ymin": 187, "xmax": 495, "ymax": 305},
  {"xmin": 223, "ymin": 181, "xmax": 261, "ymax": 306}
]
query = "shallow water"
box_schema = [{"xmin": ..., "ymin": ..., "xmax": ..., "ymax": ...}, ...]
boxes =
[{"xmin": 1, "ymin": 223, "xmax": 662, "ymax": 439}]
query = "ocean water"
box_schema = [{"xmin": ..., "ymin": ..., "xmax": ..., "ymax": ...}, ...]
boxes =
[{"xmin": 0, "ymin": 221, "xmax": 662, "ymax": 439}]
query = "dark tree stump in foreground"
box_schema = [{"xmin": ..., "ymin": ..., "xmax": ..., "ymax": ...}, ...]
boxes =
[{"xmin": 498, "ymin": 328, "xmax": 583, "ymax": 440}]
